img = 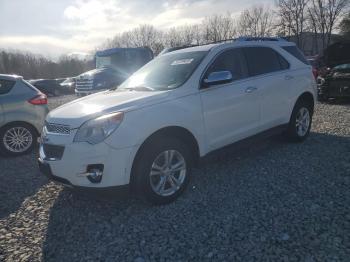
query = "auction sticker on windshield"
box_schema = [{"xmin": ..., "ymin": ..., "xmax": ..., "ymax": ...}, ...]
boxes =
[{"xmin": 171, "ymin": 59, "xmax": 194, "ymax": 66}]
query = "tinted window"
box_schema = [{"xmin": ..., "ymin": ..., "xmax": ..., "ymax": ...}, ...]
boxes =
[
  {"xmin": 278, "ymin": 54, "xmax": 290, "ymax": 70},
  {"xmin": 23, "ymin": 80, "xmax": 40, "ymax": 92},
  {"xmin": 0, "ymin": 79, "xmax": 15, "ymax": 95},
  {"xmin": 243, "ymin": 47, "xmax": 286, "ymax": 76},
  {"xmin": 206, "ymin": 48, "xmax": 248, "ymax": 81},
  {"xmin": 282, "ymin": 46, "xmax": 309, "ymax": 65}
]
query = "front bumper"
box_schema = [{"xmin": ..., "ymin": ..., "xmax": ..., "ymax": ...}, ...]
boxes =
[
  {"xmin": 38, "ymin": 138, "xmax": 136, "ymax": 188},
  {"xmin": 317, "ymin": 78, "xmax": 350, "ymax": 98},
  {"xmin": 38, "ymin": 158, "xmax": 130, "ymax": 194}
]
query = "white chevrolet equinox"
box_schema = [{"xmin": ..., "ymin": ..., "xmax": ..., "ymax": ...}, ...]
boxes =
[{"xmin": 38, "ymin": 38, "xmax": 317, "ymax": 204}]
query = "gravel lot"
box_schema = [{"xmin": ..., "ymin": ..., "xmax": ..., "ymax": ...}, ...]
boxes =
[{"xmin": 0, "ymin": 95, "xmax": 349, "ymax": 261}]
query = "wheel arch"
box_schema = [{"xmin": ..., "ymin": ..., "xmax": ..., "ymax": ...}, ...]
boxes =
[
  {"xmin": 129, "ymin": 126, "xmax": 200, "ymax": 188},
  {"xmin": 295, "ymin": 92, "xmax": 315, "ymax": 114}
]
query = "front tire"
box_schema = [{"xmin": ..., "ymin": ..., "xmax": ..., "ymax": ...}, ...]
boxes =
[
  {"xmin": 133, "ymin": 138, "xmax": 192, "ymax": 205},
  {"xmin": 286, "ymin": 101, "xmax": 313, "ymax": 142},
  {"xmin": 0, "ymin": 123, "xmax": 37, "ymax": 157}
]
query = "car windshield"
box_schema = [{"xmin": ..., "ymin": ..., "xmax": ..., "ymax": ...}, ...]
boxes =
[
  {"xmin": 96, "ymin": 56, "xmax": 112, "ymax": 68},
  {"xmin": 119, "ymin": 51, "xmax": 207, "ymax": 91}
]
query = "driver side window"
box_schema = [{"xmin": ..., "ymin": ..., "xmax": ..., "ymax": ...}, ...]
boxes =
[{"xmin": 206, "ymin": 48, "xmax": 248, "ymax": 81}]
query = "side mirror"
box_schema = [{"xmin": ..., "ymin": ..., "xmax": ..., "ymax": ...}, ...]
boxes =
[{"xmin": 202, "ymin": 71, "xmax": 233, "ymax": 88}]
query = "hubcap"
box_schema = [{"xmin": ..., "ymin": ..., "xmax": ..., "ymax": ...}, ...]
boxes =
[
  {"xmin": 295, "ymin": 107, "xmax": 310, "ymax": 137},
  {"xmin": 3, "ymin": 127, "xmax": 33, "ymax": 153},
  {"xmin": 150, "ymin": 150, "xmax": 187, "ymax": 197}
]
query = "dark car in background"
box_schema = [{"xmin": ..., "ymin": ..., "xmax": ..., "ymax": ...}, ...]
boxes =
[
  {"xmin": 317, "ymin": 42, "xmax": 350, "ymax": 101},
  {"xmin": 29, "ymin": 78, "xmax": 74, "ymax": 97},
  {"xmin": 318, "ymin": 63, "xmax": 350, "ymax": 101},
  {"xmin": 60, "ymin": 77, "xmax": 76, "ymax": 92},
  {"xmin": 75, "ymin": 47, "xmax": 153, "ymax": 96}
]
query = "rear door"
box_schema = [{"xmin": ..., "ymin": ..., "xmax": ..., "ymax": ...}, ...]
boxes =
[
  {"xmin": 242, "ymin": 46, "xmax": 291, "ymax": 130},
  {"xmin": 0, "ymin": 79, "xmax": 17, "ymax": 125},
  {"xmin": 200, "ymin": 48, "xmax": 261, "ymax": 150}
]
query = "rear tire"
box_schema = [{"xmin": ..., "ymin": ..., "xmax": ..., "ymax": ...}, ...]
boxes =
[
  {"xmin": 0, "ymin": 123, "xmax": 37, "ymax": 157},
  {"xmin": 286, "ymin": 100, "xmax": 313, "ymax": 142},
  {"xmin": 133, "ymin": 138, "xmax": 192, "ymax": 205}
]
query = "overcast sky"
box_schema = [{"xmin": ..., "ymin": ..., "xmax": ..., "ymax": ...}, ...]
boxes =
[{"xmin": 0, "ymin": 0, "xmax": 271, "ymax": 59}]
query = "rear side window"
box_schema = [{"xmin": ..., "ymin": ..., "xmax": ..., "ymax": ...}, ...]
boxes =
[
  {"xmin": 0, "ymin": 79, "xmax": 15, "ymax": 95},
  {"xmin": 22, "ymin": 80, "xmax": 40, "ymax": 93},
  {"xmin": 282, "ymin": 46, "xmax": 309, "ymax": 65},
  {"xmin": 243, "ymin": 47, "xmax": 289, "ymax": 77},
  {"xmin": 206, "ymin": 48, "xmax": 248, "ymax": 81}
]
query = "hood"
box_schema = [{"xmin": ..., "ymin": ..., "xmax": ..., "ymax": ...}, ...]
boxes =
[{"xmin": 47, "ymin": 89, "xmax": 169, "ymax": 128}]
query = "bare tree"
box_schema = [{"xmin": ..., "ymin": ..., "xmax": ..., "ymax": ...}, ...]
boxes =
[
  {"xmin": 0, "ymin": 50, "xmax": 93, "ymax": 79},
  {"xmin": 202, "ymin": 14, "xmax": 236, "ymax": 42},
  {"xmin": 339, "ymin": 12, "xmax": 350, "ymax": 39},
  {"xmin": 275, "ymin": 0, "xmax": 310, "ymax": 47},
  {"xmin": 236, "ymin": 5, "xmax": 275, "ymax": 37},
  {"xmin": 106, "ymin": 25, "xmax": 164, "ymax": 54},
  {"xmin": 308, "ymin": 0, "xmax": 349, "ymax": 49}
]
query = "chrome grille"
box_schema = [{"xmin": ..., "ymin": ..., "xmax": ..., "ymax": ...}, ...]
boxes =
[
  {"xmin": 45, "ymin": 122, "xmax": 70, "ymax": 135},
  {"xmin": 76, "ymin": 79, "xmax": 93, "ymax": 90}
]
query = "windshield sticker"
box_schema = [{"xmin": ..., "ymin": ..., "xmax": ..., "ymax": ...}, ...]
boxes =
[{"xmin": 171, "ymin": 59, "xmax": 194, "ymax": 66}]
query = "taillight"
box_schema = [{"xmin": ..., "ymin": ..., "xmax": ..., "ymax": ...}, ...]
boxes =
[{"xmin": 28, "ymin": 93, "xmax": 47, "ymax": 105}]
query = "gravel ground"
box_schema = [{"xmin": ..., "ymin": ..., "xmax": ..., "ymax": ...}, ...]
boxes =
[{"xmin": 0, "ymin": 95, "xmax": 349, "ymax": 261}]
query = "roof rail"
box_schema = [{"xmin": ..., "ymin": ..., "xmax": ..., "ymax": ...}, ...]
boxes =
[
  {"xmin": 160, "ymin": 36, "xmax": 290, "ymax": 54},
  {"xmin": 236, "ymin": 37, "xmax": 288, "ymax": 42}
]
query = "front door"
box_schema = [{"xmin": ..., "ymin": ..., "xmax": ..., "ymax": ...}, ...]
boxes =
[{"xmin": 199, "ymin": 48, "xmax": 261, "ymax": 150}]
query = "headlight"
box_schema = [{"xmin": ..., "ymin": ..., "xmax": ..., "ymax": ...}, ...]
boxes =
[{"xmin": 74, "ymin": 112, "xmax": 124, "ymax": 144}]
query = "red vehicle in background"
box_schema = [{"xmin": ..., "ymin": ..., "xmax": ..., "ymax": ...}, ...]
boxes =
[{"xmin": 306, "ymin": 56, "xmax": 320, "ymax": 79}]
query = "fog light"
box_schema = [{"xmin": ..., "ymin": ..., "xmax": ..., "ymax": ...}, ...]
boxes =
[{"xmin": 86, "ymin": 164, "xmax": 104, "ymax": 183}]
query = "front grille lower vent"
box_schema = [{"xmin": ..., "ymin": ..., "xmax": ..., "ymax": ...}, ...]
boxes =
[{"xmin": 42, "ymin": 144, "xmax": 65, "ymax": 160}]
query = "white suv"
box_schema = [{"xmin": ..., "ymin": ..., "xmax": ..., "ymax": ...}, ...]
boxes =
[{"xmin": 38, "ymin": 38, "xmax": 317, "ymax": 204}]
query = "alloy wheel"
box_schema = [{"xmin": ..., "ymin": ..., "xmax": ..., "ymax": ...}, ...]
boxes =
[
  {"xmin": 149, "ymin": 150, "xmax": 187, "ymax": 197},
  {"xmin": 295, "ymin": 107, "xmax": 310, "ymax": 137},
  {"xmin": 3, "ymin": 127, "xmax": 33, "ymax": 153}
]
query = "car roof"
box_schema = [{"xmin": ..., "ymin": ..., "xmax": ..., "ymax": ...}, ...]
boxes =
[
  {"xmin": 0, "ymin": 74, "xmax": 22, "ymax": 81},
  {"xmin": 96, "ymin": 47, "xmax": 153, "ymax": 57},
  {"xmin": 164, "ymin": 37, "xmax": 296, "ymax": 55}
]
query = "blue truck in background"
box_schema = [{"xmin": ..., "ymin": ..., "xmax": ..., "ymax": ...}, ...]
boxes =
[{"xmin": 75, "ymin": 47, "xmax": 154, "ymax": 96}]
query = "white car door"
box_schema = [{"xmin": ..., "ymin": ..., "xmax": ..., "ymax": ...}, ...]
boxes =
[
  {"xmin": 200, "ymin": 48, "xmax": 261, "ymax": 150},
  {"xmin": 242, "ymin": 47, "xmax": 292, "ymax": 130}
]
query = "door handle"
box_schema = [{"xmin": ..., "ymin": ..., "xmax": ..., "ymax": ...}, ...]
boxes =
[
  {"xmin": 285, "ymin": 75, "xmax": 294, "ymax": 80},
  {"xmin": 245, "ymin": 86, "xmax": 257, "ymax": 93}
]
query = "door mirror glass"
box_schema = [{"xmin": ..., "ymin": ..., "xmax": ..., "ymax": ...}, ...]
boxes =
[{"xmin": 203, "ymin": 71, "xmax": 233, "ymax": 87}]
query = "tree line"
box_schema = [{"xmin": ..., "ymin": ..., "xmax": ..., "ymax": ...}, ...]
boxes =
[
  {"xmin": 104, "ymin": 0, "xmax": 349, "ymax": 54},
  {"xmin": 1, "ymin": 0, "xmax": 349, "ymax": 79},
  {"xmin": 0, "ymin": 51, "xmax": 93, "ymax": 80}
]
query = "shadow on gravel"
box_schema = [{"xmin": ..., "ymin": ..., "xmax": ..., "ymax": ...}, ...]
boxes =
[
  {"xmin": 0, "ymin": 150, "xmax": 48, "ymax": 219},
  {"xmin": 42, "ymin": 132, "xmax": 350, "ymax": 261},
  {"xmin": 319, "ymin": 98, "xmax": 350, "ymax": 107}
]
